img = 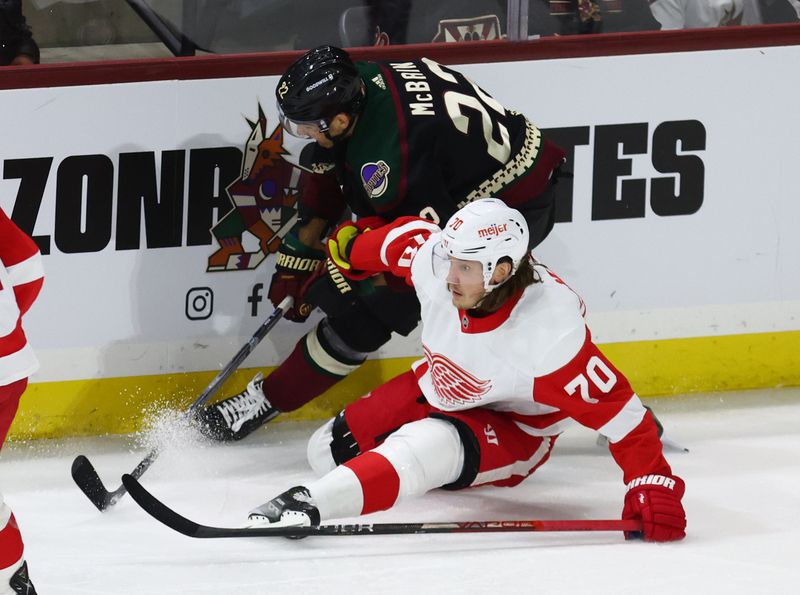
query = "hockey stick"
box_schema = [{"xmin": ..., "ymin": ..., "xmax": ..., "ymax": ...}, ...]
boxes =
[
  {"xmin": 122, "ymin": 474, "xmax": 642, "ymax": 538},
  {"xmin": 71, "ymin": 296, "xmax": 294, "ymax": 512}
]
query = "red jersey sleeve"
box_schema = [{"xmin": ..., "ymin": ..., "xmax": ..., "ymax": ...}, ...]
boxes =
[
  {"xmin": 0, "ymin": 209, "xmax": 44, "ymax": 315},
  {"xmin": 534, "ymin": 331, "xmax": 671, "ymax": 484},
  {"xmin": 348, "ymin": 217, "xmax": 440, "ymax": 286}
]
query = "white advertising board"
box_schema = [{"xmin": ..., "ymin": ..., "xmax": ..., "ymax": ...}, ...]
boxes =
[{"xmin": 1, "ymin": 45, "xmax": 798, "ymax": 383}]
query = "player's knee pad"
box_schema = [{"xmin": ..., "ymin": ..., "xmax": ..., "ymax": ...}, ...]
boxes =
[
  {"xmin": 307, "ymin": 418, "xmax": 338, "ymax": 476},
  {"xmin": 308, "ymin": 410, "xmax": 363, "ymax": 474},
  {"xmin": 0, "ymin": 494, "xmax": 10, "ymax": 524},
  {"xmin": 372, "ymin": 417, "xmax": 465, "ymax": 499}
]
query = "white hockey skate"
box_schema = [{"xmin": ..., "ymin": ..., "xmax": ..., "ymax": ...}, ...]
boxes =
[{"xmin": 247, "ymin": 486, "xmax": 321, "ymax": 529}]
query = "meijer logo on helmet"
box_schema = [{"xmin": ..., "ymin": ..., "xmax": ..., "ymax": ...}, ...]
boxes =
[{"xmin": 477, "ymin": 223, "xmax": 508, "ymax": 238}]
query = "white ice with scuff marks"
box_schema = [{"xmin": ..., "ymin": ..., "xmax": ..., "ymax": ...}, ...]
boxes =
[{"xmin": 1, "ymin": 388, "xmax": 799, "ymax": 594}]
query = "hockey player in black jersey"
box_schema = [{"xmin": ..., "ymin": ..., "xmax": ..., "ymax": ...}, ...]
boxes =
[{"xmin": 197, "ymin": 45, "xmax": 567, "ymax": 441}]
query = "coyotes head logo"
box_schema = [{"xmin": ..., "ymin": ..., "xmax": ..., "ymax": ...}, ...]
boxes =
[{"xmin": 207, "ymin": 105, "xmax": 306, "ymax": 271}]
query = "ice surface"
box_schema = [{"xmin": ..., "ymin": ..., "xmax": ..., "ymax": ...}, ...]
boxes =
[{"xmin": 2, "ymin": 388, "xmax": 799, "ymax": 594}]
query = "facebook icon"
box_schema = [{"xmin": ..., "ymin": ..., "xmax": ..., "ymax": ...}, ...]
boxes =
[{"xmin": 248, "ymin": 283, "xmax": 264, "ymax": 316}]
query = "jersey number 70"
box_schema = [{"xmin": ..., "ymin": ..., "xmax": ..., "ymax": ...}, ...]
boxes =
[{"xmin": 564, "ymin": 356, "xmax": 618, "ymax": 404}]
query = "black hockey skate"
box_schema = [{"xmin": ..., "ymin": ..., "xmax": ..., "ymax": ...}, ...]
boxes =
[
  {"xmin": 195, "ymin": 373, "xmax": 280, "ymax": 441},
  {"xmin": 643, "ymin": 405, "xmax": 664, "ymax": 437},
  {"xmin": 596, "ymin": 405, "xmax": 688, "ymax": 452},
  {"xmin": 9, "ymin": 561, "xmax": 36, "ymax": 595},
  {"xmin": 247, "ymin": 486, "xmax": 321, "ymax": 529}
]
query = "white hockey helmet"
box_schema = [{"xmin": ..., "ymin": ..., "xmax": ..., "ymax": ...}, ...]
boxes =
[{"xmin": 438, "ymin": 198, "xmax": 530, "ymax": 291}]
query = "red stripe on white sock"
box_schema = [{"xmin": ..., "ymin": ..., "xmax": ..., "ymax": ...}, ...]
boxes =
[
  {"xmin": 343, "ymin": 451, "xmax": 400, "ymax": 515},
  {"xmin": 0, "ymin": 513, "xmax": 24, "ymax": 569}
]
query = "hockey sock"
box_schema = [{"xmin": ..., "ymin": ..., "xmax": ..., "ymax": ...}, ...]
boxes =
[
  {"xmin": 0, "ymin": 380, "xmax": 24, "ymax": 447},
  {"xmin": 0, "ymin": 507, "xmax": 24, "ymax": 572},
  {"xmin": 306, "ymin": 459, "xmax": 374, "ymax": 521},
  {"xmin": 344, "ymin": 451, "xmax": 401, "ymax": 515},
  {"xmin": 262, "ymin": 323, "xmax": 364, "ymax": 412}
]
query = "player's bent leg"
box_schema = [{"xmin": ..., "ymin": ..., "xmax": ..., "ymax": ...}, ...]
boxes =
[
  {"xmin": 200, "ymin": 283, "xmax": 419, "ymax": 443},
  {"xmin": 262, "ymin": 317, "xmax": 374, "ymax": 412},
  {"xmin": 368, "ymin": 417, "xmax": 464, "ymax": 503},
  {"xmin": 313, "ymin": 417, "xmax": 464, "ymax": 520},
  {"xmin": 250, "ymin": 417, "xmax": 465, "ymax": 527},
  {"xmin": 196, "ymin": 317, "xmax": 373, "ymax": 442},
  {"xmin": 432, "ymin": 409, "xmax": 559, "ymax": 490},
  {"xmin": 307, "ymin": 370, "xmax": 432, "ymax": 474}
]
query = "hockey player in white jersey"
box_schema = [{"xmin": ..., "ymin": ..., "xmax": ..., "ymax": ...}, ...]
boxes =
[
  {"xmin": 1, "ymin": 208, "xmax": 43, "ymax": 594},
  {"xmin": 249, "ymin": 199, "xmax": 687, "ymax": 542}
]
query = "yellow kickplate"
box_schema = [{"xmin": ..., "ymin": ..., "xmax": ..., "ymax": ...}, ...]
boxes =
[{"xmin": 9, "ymin": 330, "xmax": 800, "ymax": 440}]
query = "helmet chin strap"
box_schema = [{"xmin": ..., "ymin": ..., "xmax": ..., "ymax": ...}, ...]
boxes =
[
  {"xmin": 468, "ymin": 276, "xmax": 512, "ymax": 312},
  {"xmin": 323, "ymin": 114, "xmax": 358, "ymax": 145},
  {"xmin": 480, "ymin": 276, "xmax": 508, "ymax": 297},
  {"xmin": 482, "ymin": 260, "xmax": 512, "ymax": 292},
  {"xmin": 321, "ymin": 85, "xmax": 365, "ymax": 144}
]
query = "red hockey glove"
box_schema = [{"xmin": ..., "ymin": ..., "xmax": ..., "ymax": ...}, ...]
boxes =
[
  {"xmin": 622, "ymin": 474, "xmax": 686, "ymax": 542},
  {"xmin": 326, "ymin": 216, "xmax": 385, "ymax": 280},
  {"xmin": 268, "ymin": 232, "xmax": 325, "ymax": 322}
]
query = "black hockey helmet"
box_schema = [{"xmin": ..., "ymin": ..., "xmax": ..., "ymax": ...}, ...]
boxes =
[{"xmin": 276, "ymin": 45, "xmax": 366, "ymax": 138}]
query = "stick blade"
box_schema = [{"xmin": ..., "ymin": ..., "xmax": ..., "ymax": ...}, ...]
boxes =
[
  {"xmin": 71, "ymin": 455, "xmax": 116, "ymax": 511},
  {"xmin": 122, "ymin": 474, "xmax": 317, "ymax": 538},
  {"xmin": 122, "ymin": 474, "xmax": 205, "ymax": 537}
]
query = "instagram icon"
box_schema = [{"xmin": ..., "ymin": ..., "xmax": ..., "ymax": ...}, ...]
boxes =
[{"xmin": 185, "ymin": 287, "xmax": 214, "ymax": 320}]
